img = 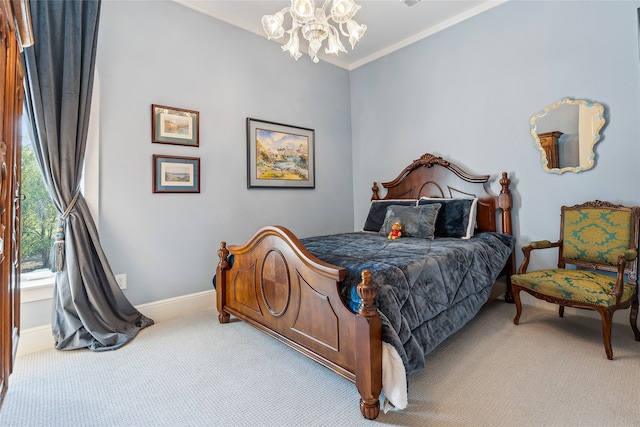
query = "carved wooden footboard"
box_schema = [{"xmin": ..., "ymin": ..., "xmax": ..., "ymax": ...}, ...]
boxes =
[
  {"xmin": 216, "ymin": 152, "xmax": 515, "ymax": 420},
  {"xmin": 216, "ymin": 226, "xmax": 383, "ymax": 419}
]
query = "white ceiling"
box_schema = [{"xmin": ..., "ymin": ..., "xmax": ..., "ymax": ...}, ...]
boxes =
[{"xmin": 174, "ymin": 0, "xmax": 509, "ymax": 70}]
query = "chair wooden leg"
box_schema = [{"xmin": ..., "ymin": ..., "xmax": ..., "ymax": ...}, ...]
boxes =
[
  {"xmin": 631, "ymin": 298, "xmax": 640, "ymax": 341},
  {"xmin": 559, "ymin": 305, "xmax": 564, "ymax": 318},
  {"xmin": 512, "ymin": 287, "xmax": 522, "ymax": 325},
  {"xmin": 599, "ymin": 308, "xmax": 614, "ymax": 360}
]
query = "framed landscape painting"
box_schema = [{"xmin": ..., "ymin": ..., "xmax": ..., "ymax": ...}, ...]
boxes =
[
  {"xmin": 152, "ymin": 104, "xmax": 199, "ymax": 147},
  {"xmin": 153, "ymin": 155, "xmax": 200, "ymax": 193},
  {"xmin": 246, "ymin": 118, "xmax": 315, "ymax": 188}
]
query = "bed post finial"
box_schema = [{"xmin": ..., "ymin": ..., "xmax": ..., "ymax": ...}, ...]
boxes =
[
  {"xmin": 357, "ymin": 270, "xmax": 377, "ymax": 317},
  {"xmin": 498, "ymin": 173, "xmax": 512, "ymax": 235},
  {"xmin": 371, "ymin": 182, "xmax": 380, "ymax": 200},
  {"xmin": 218, "ymin": 241, "xmax": 230, "ymax": 270}
]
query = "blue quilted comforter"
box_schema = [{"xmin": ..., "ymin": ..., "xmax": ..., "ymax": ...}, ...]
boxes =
[{"xmin": 301, "ymin": 232, "xmax": 515, "ymax": 375}]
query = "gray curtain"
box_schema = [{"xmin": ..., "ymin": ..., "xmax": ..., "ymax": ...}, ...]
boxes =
[{"xmin": 22, "ymin": 0, "xmax": 153, "ymax": 351}]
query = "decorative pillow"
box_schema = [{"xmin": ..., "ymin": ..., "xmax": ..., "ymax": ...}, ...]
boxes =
[
  {"xmin": 362, "ymin": 199, "xmax": 418, "ymax": 232},
  {"xmin": 378, "ymin": 203, "xmax": 441, "ymax": 239},
  {"xmin": 417, "ymin": 197, "xmax": 478, "ymax": 239}
]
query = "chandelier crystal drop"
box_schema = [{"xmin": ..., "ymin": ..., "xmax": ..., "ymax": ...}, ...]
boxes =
[{"xmin": 261, "ymin": 0, "xmax": 367, "ymax": 64}]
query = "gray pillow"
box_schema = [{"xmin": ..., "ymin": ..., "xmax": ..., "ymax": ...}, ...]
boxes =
[{"xmin": 379, "ymin": 203, "xmax": 441, "ymax": 239}]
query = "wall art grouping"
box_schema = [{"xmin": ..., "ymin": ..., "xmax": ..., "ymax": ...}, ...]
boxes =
[{"xmin": 152, "ymin": 104, "xmax": 200, "ymax": 193}]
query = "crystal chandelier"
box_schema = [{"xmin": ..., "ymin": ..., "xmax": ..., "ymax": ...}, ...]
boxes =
[{"xmin": 261, "ymin": 0, "xmax": 367, "ymax": 64}]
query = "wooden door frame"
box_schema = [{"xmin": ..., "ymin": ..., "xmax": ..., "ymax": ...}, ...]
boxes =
[{"xmin": 0, "ymin": 0, "xmax": 31, "ymax": 409}]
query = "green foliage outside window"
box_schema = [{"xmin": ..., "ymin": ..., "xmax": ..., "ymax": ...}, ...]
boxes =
[{"xmin": 20, "ymin": 143, "xmax": 57, "ymax": 272}]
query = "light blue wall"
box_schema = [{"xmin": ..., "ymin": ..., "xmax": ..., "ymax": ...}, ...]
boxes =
[
  {"xmin": 95, "ymin": 0, "xmax": 354, "ymax": 305},
  {"xmin": 350, "ymin": 0, "xmax": 640, "ymax": 271}
]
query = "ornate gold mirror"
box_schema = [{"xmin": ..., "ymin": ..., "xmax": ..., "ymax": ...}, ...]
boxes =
[{"xmin": 530, "ymin": 98, "xmax": 605, "ymax": 174}]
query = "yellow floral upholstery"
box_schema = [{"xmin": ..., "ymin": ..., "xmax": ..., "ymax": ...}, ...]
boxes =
[
  {"xmin": 511, "ymin": 269, "xmax": 636, "ymax": 307},
  {"xmin": 563, "ymin": 208, "xmax": 632, "ymax": 265}
]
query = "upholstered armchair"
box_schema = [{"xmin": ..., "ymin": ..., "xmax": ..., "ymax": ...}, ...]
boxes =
[{"xmin": 511, "ymin": 200, "xmax": 640, "ymax": 359}]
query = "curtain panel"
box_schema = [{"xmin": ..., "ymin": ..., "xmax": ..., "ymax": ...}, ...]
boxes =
[{"xmin": 22, "ymin": 0, "xmax": 153, "ymax": 351}]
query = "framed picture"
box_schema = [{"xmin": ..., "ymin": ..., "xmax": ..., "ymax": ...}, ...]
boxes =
[
  {"xmin": 152, "ymin": 155, "xmax": 200, "ymax": 193},
  {"xmin": 246, "ymin": 118, "xmax": 315, "ymax": 188},
  {"xmin": 152, "ymin": 104, "xmax": 199, "ymax": 147}
]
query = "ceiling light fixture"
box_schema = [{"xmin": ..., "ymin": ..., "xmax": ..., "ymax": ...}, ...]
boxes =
[{"xmin": 261, "ymin": 0, "xmax": 367, "ymax": 64}]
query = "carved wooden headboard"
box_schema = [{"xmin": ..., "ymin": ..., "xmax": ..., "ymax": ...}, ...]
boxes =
[{"xmin": 371, "ymin": 153, "xmax": 512, "ymax": 235}]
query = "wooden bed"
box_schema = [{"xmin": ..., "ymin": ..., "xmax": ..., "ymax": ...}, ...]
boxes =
[{"xmin": 215, "ymin": 153, "xmax": 514, "ymax": 419}]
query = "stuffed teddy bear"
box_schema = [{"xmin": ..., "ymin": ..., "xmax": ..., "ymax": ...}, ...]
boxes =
[{"xmin": 388, "ymin": 222, "xmax": 402, "ymax": 240}]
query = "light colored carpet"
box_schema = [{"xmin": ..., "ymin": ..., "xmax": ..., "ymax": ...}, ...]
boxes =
[{"xmin": 1, "ymin": 300, "xmax": 639, "ymax": 426}]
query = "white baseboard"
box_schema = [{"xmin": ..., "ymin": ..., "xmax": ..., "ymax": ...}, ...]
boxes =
[
  {"xmin": 135, "ymin": 289, "xmax": 215, "ymax": 322},
  {"xmin": 18, "ymin": 290, "xmax": 630, "ymax": 357},
  {"xmin": 17, "ymin": 290, "xmax": 215, "ymax": 357}
]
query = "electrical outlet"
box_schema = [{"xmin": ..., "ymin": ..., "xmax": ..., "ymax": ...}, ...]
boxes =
[{"xmin": 115, "ymin": 274, "xmax": 127, "ymax": 289}]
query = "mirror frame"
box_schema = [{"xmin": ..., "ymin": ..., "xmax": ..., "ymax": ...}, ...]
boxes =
[{"xmin": 530, "ymin": 97, "xmax": 605, "ymax": 174}]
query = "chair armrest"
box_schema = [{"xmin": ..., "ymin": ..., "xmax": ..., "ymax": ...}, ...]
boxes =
[
  {"xmin": 622, "ymin": 249, "xmax": 638, "ymax": 261},
  {"xmin": 529, "ymin": 240, "xmax": 554, "ymax": 249},
  {"xmin": 517, "ymin": 240, "xmax": 562, "ymax": 274},
  {"xmin": 611, "ymin": 249, "xmax": 638, "ymax": 301},
  {"xmin": 611, "ymin": 253, "xmax": 629, "ymax": 301}
]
